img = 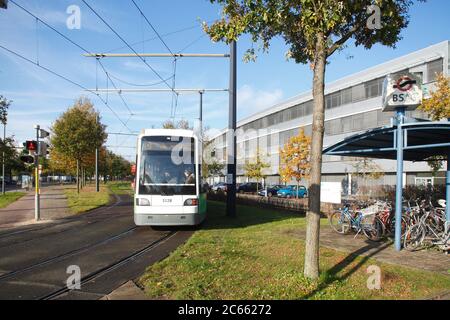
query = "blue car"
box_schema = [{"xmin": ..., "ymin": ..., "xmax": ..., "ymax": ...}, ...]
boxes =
[{"xmin": 277, "ymin": 185, "xmax": 308, "ymax": 198}]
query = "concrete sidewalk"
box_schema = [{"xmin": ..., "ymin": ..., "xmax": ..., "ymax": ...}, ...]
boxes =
[{"xmin": 0, "ymin": 185, "xmax": 70, "ymax": 228}]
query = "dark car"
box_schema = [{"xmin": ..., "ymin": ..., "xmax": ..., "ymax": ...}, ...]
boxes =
[
  {"xmin": 237, "ymin": 182, "xmax": 263, "ymax": 194},
  {"xmin": 258, "ymin": 185, "xmax": 285, "ymax": 197}
]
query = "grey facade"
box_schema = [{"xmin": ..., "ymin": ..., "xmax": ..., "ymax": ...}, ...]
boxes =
[{"xmin": 208, "ymin": 41, "xmax": 450, "ymax": 192}]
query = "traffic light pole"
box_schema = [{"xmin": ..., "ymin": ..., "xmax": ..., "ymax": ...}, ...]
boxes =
[{"xmin": 34, "ymin": 125, "xmax": 40, "ymax": 221}]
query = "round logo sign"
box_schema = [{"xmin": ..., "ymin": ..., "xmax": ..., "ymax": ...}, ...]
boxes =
[{"xmin": 393, "ymin": 76, "xmax": 416, "ymax": 92}]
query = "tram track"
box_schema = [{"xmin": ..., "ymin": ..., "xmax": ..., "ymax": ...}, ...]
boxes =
[
  {"xmin": 39, "ymin": 231, "xmax": 178, "ymax": 300},
  {"xmin": 0, "ymin": 193, "xmax": 126, "ymax": 242},
  {"xmin": 0, "ymin": 226, "xmax": 139, "ymax": 282}
]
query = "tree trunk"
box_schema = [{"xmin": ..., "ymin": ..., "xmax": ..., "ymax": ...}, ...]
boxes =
[
  {"xmin": 304, "ymin": 34, "xmax": 327, "ymax": 279},
  {"xmin": 76, "ymin": 159, "xmax": 80, "ymax": 194}
]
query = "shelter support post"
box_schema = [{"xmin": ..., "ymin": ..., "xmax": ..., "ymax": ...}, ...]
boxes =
[
  {"xmin": 446, "ymin": 149, "xmax": 450, "ymax": 232},
  {"xmin": 394, "ymin": 108, "xmax": 406, "ymax": 251}
]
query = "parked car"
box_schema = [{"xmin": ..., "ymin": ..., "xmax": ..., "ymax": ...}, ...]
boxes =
[
  {"xmin": 277, "ymin": 185, "xmax": 308, "ymax": 198},
  {"xmin": 212, "ymin": 182, "xmax": 227, "ymax": 192},
  {"xmin": 258, "ymin": 185, "xmax": 285, "ymax": 197},
  {"xmin": 237, "ymin": 182, "xmax": 263, "ymax": 194}
]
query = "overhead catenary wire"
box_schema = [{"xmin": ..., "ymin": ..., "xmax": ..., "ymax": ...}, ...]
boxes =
[
  {"xmin": 130, "ymin": 0, "xmax": 174, "ymax": 56},
  {"xmin": 129, "ymin": 0, "xmax": 179, "ymax": 119},
  {"xmin": 107, "ymin": 73, "xmax": 174, "ymax": 87},
  {"xmin": 10, "ymin": 0, "xmax": 135, "ymax": 127},
  {"xmin": 81, "ymin": 0, "xmax": 174, "ymax": 92},
  {"xmin": 0, "ymin": 44, "xmax": 133, "ymax": 133},
  {"xmin": 103, "ymin": 19, "xmax": 218, "ymax": 54}
]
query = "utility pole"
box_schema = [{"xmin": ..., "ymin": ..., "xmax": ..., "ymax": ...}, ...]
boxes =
[
  {"xmin": 226, "ymin": 41, "xmax": 237, "ymax": 218},
  {"xmin": 34, "ymin": 124, "xmax": 40, "ymax": 221}
]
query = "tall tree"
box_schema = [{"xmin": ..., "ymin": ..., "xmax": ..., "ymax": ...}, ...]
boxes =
[
  {"xmin": 279, "ymin": 129, "xmax": 311, "ymax": 198},
  {"xmin": 51, "ymin": 97, "xmax": 107, "ymax": 193},
  {"xmin": 204, "ymin": 0, "xmax": 417, "ymax": 278}
]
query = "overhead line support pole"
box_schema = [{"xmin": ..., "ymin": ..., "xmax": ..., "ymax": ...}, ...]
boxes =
[{"xmin": 226, "ymin": 41, "xmax": 237, "ymax": 218}]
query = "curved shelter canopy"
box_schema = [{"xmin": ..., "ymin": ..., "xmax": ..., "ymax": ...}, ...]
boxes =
[{"xmin": 323, "ymin": 121, "xmax": 450, "ymax": 161}]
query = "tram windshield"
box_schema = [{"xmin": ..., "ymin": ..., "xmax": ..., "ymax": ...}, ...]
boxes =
[{"xmin": 138, "ymin": 136, "xmax": 196, "ymax": 196}]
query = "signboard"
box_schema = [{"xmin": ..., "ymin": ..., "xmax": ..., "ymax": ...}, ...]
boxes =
[
  {"xmin": 320, "ymin": 182, "xmax": 341, "ymax": 204},
  {"xmin": 382, "ymin": 72, "xmax": 423, "ymax": 112}
]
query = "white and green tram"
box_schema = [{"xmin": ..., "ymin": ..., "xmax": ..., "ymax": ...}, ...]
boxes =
[{"xmin": 134, "ymin": 129, "xmax": 207, "ymax": 226}]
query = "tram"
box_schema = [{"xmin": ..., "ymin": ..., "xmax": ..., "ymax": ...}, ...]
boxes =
[{"xmin": 133, "ymin": 129, "xmax": 206, "ymax": 226}]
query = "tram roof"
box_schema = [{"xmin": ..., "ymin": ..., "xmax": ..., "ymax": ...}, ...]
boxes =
[
  {"xmin": 139, "ymin": 128, "xmax": 198, "ymax": 138},
  {"xmin": 323, "ymin": 121, "xmax": 450, "ymax": 161}
]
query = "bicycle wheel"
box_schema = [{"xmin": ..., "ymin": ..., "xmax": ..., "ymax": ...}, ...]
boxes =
[
  {"xmin": 362, "ymin": 217, "xmax": 384, "ymax": 242},
  {"xmin": 329, "ymin": 211, "xmax": 351, "ymax": 234},
  {"xmin": 389, "ymin": 215, "xmax": 408, "ymax": 238},
  {"xmin": 403, "ymin": 224, "xmax": 425, "ymax": 251}
]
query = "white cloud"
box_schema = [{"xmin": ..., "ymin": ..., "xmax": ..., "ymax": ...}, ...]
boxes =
[{"xmin": 237, "ymin": 85, "xmax": 284, "ymax": 118}]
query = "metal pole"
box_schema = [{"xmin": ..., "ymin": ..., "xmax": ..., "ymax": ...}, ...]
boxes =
[
  {"xmin": 226, "ymin": 41, "xmax": 237, "ymax": 218},
  {"xmin": 199, "ymin": 91, "xmax": 203, "ymax": 123},
  {"xmin": 86, "ymin": 88, "xmax": 228, "ymax": 93},
  {"xmin": 35, "ymin": 124, "xmax": 40, "ymax": 221},
  {"xmin": 84, "ymin": 53, "xmax": 230, "ymax": 58},
  {"xmin": 446, "ymin": 149, "xmax": 450, "ymax": 232},
  {"xmin": 2, "ymin": 123, "xmax": 5, "ymax": 195},
  {"xmin": 95, "ymin": 115, "xmax": 99, "ymax": 192},
  {"xmin": 394, "ymin": 108, "xmax": 405, "ymax": 251}
]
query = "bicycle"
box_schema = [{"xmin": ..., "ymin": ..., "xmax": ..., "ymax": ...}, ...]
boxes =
[
  {"xmin": 329, "ymin": 203, "xmax": 383, "ymax": 242},
  {"xmin": 403, "ymin": 199, "xmax": 449, "ymax": 252}
]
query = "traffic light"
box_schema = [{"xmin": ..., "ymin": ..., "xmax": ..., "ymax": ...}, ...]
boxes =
[
  {"xmin": 20, "ymin": 155, "xmax": 35, "ymax": 164},
  {"xmin": 25, "ymin": 140, "xmax": 38, "ymax": 152},
  {"xmin": 39, "ymin": 142, "xmax": 49, "ymax": 156}
]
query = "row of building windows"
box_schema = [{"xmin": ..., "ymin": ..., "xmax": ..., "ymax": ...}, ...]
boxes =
[
  {"xmin": 212, "ymin": 58, "xmax": 444, "ymax": 154},
  {"xmin": 216, "ymin": 108, "xmax": 429, "ymax": 163},
  {"xmin": 238, "ymin": 59, "xmax": 443, "ymax": 133}
]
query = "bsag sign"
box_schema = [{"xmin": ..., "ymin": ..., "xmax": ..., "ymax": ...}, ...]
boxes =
[{"xmin": 382, "ymin": 72, "xmax": 423, "ymax": 112}]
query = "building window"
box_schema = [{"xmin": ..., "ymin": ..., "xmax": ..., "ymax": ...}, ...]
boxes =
[
  {"xmin": 427, "ymin": 58, "xmax": 443, "ymax": 82},
  {"xmin": 365, "ymin": 78, "xmax": 382, "ymax": 99},
  {"xmin": 341, "ymin": 87, "xmax": 352, "ymax": 105},
  {"xmin": 352, "ymin": 84, "xmax": 365, "ymax": 102}
]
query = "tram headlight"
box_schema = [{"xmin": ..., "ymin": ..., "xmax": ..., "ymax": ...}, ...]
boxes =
[
  {"xmin": 184, "ymin": 198, "xmax": 198, "ymax": 206},
  {"xmin": 136, "ymin": 198, "xmax": 151, "ymax": 206}
]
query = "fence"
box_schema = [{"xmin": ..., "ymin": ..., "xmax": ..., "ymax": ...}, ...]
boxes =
[{"xmin": 207, "ymin": 191, "xmax": 339, "ymax": 215}]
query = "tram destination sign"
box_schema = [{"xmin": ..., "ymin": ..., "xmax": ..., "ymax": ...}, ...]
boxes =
[{"xmin": 382, "ymin": 72, "xmax": 423, "ymax": 112}]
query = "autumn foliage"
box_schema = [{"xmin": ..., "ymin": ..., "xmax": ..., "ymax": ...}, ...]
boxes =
[{"xmin": 279, "ymin": 129, "xmax": 311, "ymax": 196}]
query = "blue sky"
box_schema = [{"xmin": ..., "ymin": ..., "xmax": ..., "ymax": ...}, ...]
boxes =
[{"xmin": 1, "ymin": 0, "xmax": 449, "ymax": 161}]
